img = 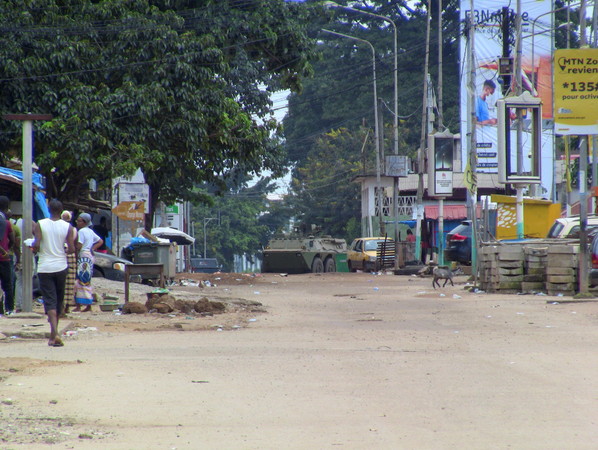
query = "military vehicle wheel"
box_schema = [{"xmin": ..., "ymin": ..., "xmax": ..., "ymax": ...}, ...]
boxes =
[
  {"xmin": 311, "ymin": 256, "xmax": 324, "ymax": 273},
  {"xmin": 324, "ymin": 257, "xmax": 336, "ymax": 273}
]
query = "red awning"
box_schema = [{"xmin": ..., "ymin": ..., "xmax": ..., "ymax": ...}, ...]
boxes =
[{"xmin": 424, "ymin": 205, "xmax": 468, "ymax": 221}]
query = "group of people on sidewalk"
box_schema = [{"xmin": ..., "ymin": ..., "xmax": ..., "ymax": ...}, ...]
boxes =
[{"xmin": 0, "ymin": 196, "xmax": 103, "ymax": 347}]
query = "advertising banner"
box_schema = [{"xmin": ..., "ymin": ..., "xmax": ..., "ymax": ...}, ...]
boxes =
[
  {"xmin": 554, "ymin": 48, "xmax": 598, "ymax": 135},
  {"xmin": 459, "ymin": 1, "xmax": 554, "ymax": 197}
]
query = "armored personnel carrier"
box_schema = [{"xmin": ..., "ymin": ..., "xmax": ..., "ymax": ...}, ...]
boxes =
[{"xmin": 261, "ymin": 234, "xmax": 347, "ymax": 274}]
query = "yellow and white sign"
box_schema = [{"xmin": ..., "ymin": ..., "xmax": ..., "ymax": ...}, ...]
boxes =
[{"xmin": 554, "ymin": 49, "xmax": 598, "ymax": 135}]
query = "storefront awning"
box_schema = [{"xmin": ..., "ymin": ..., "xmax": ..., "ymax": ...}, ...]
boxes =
[{"xmin": 424, "ymin": 205, "xmax": 468, "ymax": 221}]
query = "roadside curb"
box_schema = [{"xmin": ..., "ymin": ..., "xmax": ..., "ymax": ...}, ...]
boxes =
[{"xmin": 0, "ymin": 313, "xmax": 72, "ymax": 341}]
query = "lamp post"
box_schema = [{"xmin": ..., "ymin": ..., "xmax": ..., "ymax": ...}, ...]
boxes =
[
  {"xmin": 322, "ymin": 29, "xmax": 383, "ymax": 236},
  {"xmin": 203, "ymin": 217, "xmax": 217, "ymax": 259},
  {"xmin": 324, "ymin": 2, "xmax": 399, "ymax": 241},
  {"xmin": 530, "ymin": 2, "xmax": 582, "ymax": 90},
  {"xmin": 324, "ymin": 1, "xmax": 397, "ymax": 156}
]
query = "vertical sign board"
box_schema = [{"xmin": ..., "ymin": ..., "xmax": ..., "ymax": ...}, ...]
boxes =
[
  {"xmin": 111, "ymin": 169, "xmax": 149, "ymax": 253},
  {"xmin": 459, "ymin": 1, "xmax": 554, "ymax": 196},
  {"xmin": 554, "ymin": 49, "xmax": 598, "ymax": 136},
  {"xmin": 428, "ymin": 134, "xmax": 454, "ymax": 196},
  {"xmin": 384, "ymin": 155, "xmax": 409, "ymax": 177},
  {"xmin": 497, "ymin": 92, "xmax": 543, "ymax": 184},
  {"xmin": 165, "ymin": 203, "xmax": 184, "ymax": 230}
]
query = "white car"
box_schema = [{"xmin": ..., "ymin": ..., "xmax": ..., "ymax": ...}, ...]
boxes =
[{"xmin": 546, "ymin": 216, "xmax": 598, "ymax": 239}]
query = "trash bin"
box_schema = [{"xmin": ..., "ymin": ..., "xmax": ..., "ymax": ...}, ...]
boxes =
[
  {"xmin": 130, "ymin": 243, "xmax": 176, "ymax": 279},
  {"xmin": 335, "ymin": 253, "xmax": 349, "ymax": 272}
]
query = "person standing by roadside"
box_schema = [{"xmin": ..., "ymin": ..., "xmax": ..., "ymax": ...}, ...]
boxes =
[
  {"xmin": 406, "ymin": 229, "xmax": 416, "ymax": 243},
  {"xmin": 61, "ymin": 210, "xmax": 77, "ymax": 315},
  {"xmin": 73, "ymin": 213, "xmax": 103, "ymax": 313},
  {"xmin": 0, "ymin": 196, "xmax": 18, "ymax": 315},
  {"xmin": 93, "ymin": 216, "xmax": 109, "ymax": 253},
  {"xmin": 8, "ymin": 212, "xmax": 22, "ymax": 312},
  {"xmin": 32, "ymin": 199, "xmax": 76, "ymax": 347}
]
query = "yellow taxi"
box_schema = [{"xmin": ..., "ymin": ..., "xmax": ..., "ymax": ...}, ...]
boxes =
[{"xmin": 347, "ymin": 237, "xmax": 394, "ymax": 272}]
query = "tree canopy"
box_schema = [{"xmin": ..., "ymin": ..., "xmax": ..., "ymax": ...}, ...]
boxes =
[
  {"xmin": 190, "ymin": 177, "xmax": 289, "ymax": 271},
  {"xmin": 280, "ymin": 0, "xmax": 460, "ymax": 240},
  {"xmin": 0, "ymin": 0, "xmax": 318, "ymax": 224},
  {"xmin": 283, "ymin": 0, "xmax": 460, "ymax": 168}
]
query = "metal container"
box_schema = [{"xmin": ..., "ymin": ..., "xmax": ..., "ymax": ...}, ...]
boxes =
[{"xmin": 130, "ymin": 243, "xmax": 177, "ymax": 279}]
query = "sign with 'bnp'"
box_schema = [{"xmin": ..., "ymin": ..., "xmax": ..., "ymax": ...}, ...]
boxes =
[{"xmin": 554, "ymin": 48, "xmax": 598, "ymax": 136}]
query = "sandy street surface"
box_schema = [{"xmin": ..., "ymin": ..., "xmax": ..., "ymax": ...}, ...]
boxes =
[{"xmin": 1, "ymin": 271, "xmax": 598, "ymax": 449}]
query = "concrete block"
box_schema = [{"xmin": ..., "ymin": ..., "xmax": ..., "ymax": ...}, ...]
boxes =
[
  {"xmin": 523, "ymin": 274, "xmax": 545, "ymax": 282},
  {"xmin": 548, "ymin": 245, "xmax": 579, "ymax": 254},
  {"xmin": 521, "ymin": 281, "xmax": 545, "ymax": 292},
  {"xmin": 499, "ymin": 267, "xmax": 523, "ymax": 276},
  {"xmin": 547, "ymin": 282, "xmax": 577, "ymax": 291},
  {"xmin": 547, "ymin": 275, "xmax": 577, "ymax": 284},
  {"xmin": 547, "ymin": 255, "xmax": 578, "ymax": 267},
  {"xmin": 546, "ymin": 267, "xmax": 577, "ymax": 276}
]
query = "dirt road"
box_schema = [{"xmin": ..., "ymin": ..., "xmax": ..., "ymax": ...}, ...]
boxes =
[{"xmin": 1, "ymin": 272, "xmax": 598, "ymax": 449}]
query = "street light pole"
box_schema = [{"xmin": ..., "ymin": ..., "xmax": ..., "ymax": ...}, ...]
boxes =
[
  {"xmin": 324, "ymin": 2, "xmax": 397, "ymax": 156},
  {"xmin": 322, "ymin": 29, "xmax": 382, "ymax": 236},
  {"xmin": 325, "ymin": 2, "xmax": 399, "ymax": 239},
  {"xmin": 530, "ymin": 2, "xmax": 582, "ymax": 95},
  {"xmin": 203, "ymin": 217, "xmax": 216, "ymax": 259}
]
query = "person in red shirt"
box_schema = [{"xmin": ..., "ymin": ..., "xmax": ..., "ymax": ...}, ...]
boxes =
[
  {"xmin": 406, "ymin": 229, "xmax": 416, "ymax": 243},
  {"xmin": 0, "ymin": 196, "xmax": 18, "ymax": 315}
]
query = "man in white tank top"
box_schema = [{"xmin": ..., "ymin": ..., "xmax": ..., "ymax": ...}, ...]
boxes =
[{"xmin": 32, "ymin": 199, "xmax": 76, "ymax": 347}]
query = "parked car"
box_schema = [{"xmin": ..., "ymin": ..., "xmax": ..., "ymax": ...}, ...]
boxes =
[
  {"xmin": 347, "ymin": 237, "xmax": 394, "ymax": 272},
  {"xmin": 590, "ymin": 232, "xmax": 598, "ymax": 287},
  {"xmin": 444, "ymin": 220, "xmax": 472, "ymax": 265},
  {"xmin": 547, "ymin": 215, "xmax": 598, "ymax": 239},
  {"xmin": 190, "ymin": 257, "xmax": 222, "ymax": 274},
  {"xmin": 93, "ymin": 252, "xmax": 131, "ymax": 281}
]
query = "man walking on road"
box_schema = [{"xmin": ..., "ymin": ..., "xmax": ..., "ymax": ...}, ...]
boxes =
[
  {"xmin": 0, "ymin": 195, "xmax": 18, "ymax": 315},
  {"xmin": 32, "ymin": 199, "xmax": 76, "ymax": 347}
]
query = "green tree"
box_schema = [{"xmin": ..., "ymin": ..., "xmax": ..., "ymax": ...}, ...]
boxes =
[
  {"xmin": 190, "ymin": 177, "xmax": 292, "ymax": 271},
  {"xmin": 282, "ymin": 1, "xmax": 460, "ymax": 236},
  {"xmin": 0, "ymin": 0, "xmax": 318, "ymax": 227},
  {"xmin": 288, "ymin": 127, "xmax": 372, "ymax": 242},
  {"xmin": 283, "ymin": 0, "xmax": 460, "ymax": 168}
]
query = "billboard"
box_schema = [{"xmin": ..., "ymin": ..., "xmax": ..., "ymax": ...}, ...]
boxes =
[
  {"xmin": 554, "ymin": 48, "xmax": 598, "ymax": 135},
  {"xmin": 460, "ymin": 1, "xmax": 554, "ymax": 198}
]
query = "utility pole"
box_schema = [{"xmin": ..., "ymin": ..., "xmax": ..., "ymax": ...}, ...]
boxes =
[
  {"xmin": 437, "ymin": 0, "xmax": 443, "ymax": 127},
  {"xmin": 501, "ymin": 7, "xmax": 512, "ymax": 97},
  {"xmin": 3, "ymin": 113, "xmax": 52, "ymax": 313},
  {"xmin": 377, "ymin": 97, "xmax": 386, "ymax": 236},
  {"xmin": 578, "ymin": 0, "xmax": 589, "ymax": 295},
  {"xmin": 437, "ymin": 0, "xmax": 445, "ymax": 266},
  {"xmin": 593, "ymin": 1, "xmax": 598, "ymax": 218},
  {"xmin": 203, "ymin": 217, "xmax": 217, "ymax": 259},
  {"xmin": 514, "ymin": 0, "xmax": 525, "ymax": 240},
  {"xmin": 467, "ymin": 0, "xmax": 478, "ymax": 280},
  {"xmin": 416, "ymin": 0, "xmax": 432, "ymax": 263}
]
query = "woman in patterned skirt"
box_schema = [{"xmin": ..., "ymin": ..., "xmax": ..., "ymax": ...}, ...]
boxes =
[
  {"xmin": 60, "ymin": 211, "xmax": 77, "ymax": 315},
  {"xmin": 73, "ymin": 213, "xmax": 103, "ymax": 312}
]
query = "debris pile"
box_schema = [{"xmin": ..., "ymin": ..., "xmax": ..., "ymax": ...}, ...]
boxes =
[{"xmin": 121, "ymin": 291, "xmax": 227, "ymax": 315}]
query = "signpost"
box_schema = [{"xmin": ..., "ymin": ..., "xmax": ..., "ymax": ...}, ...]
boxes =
[
  {"xmin": 428, "ymin": 132, "xmax": 455, "ymax": 266},
  {"xmin": 112, "ymin": 201, "xmax": 145, "ymax": 221}
]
